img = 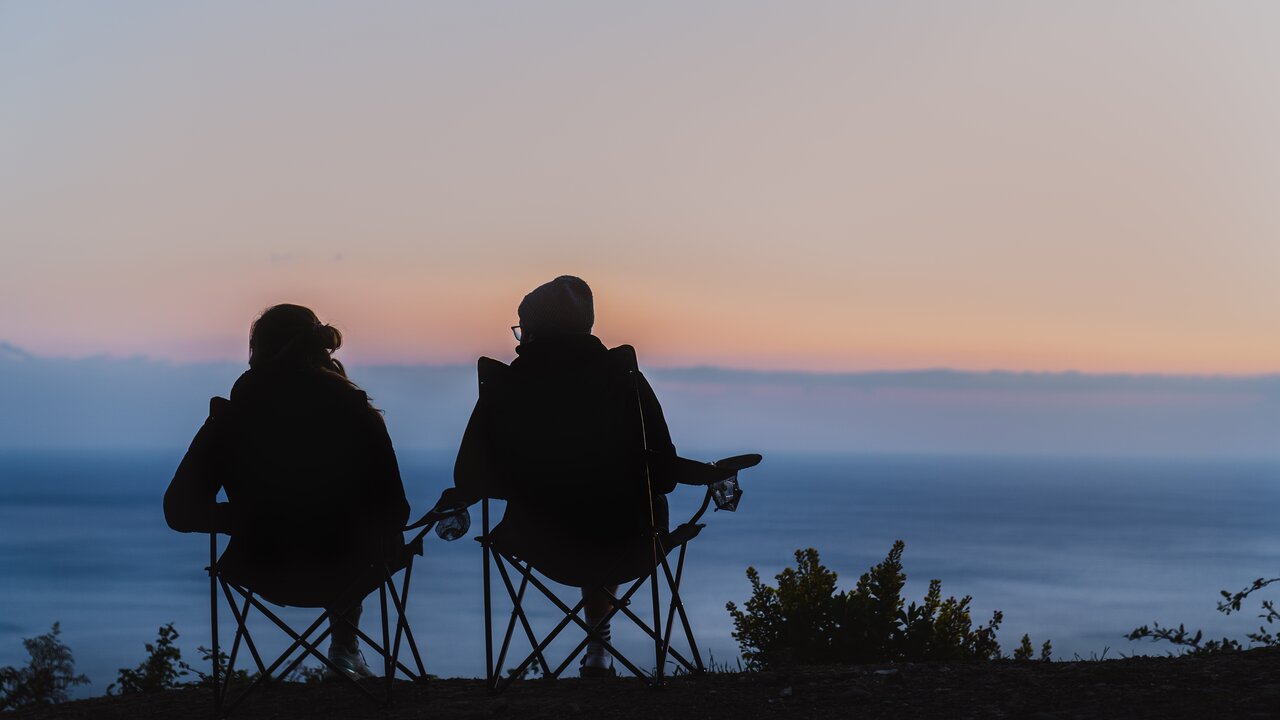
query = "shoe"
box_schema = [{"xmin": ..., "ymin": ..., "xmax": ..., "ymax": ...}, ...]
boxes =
[
  {"xmin": 324, "ymin": 647, "xmax": 376, "ymax": 681},
  {"xmin": 579, "ymin": 663, "xmax": 617, "ymax": 679},
  {"xmin": 580, "ymin": 648, "xmax": 616, "ymax": 679},
  {"xmin": 580, "ymin": 619, "xmax": 615, "ymax": 678},
  {"xmin": 583, "ymin": 661, "xmax": 616, "ymax": 676}
]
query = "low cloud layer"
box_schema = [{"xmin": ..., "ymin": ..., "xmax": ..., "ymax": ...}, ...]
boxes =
[{"xmin": 1, "ymin": 342, "xmax": 1276, "ymax": 458}]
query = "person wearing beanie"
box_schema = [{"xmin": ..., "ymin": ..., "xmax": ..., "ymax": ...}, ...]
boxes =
[
  {"xmin": 441, "ymin": 275, "xmax": 679, "ymax": 679},
  {"xmin": 516, "ymin": 275, "xmax": 595, "ymax": 339}
]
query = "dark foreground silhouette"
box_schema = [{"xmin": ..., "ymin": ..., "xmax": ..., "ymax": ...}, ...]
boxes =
[
  {"xmin": 10, "ymin": 648, "xmax": 1278, "ymax": 720},
  {"xmin": 436, "ymin": 275, "xmax": 762, "ymax": 685}
]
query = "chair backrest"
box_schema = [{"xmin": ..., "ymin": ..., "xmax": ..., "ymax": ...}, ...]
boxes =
[
  {"xmin": 463, "ymin": 345, "xmax": 674, "ymax": 587},
  {"xmin": 206, "ymin": 375, "xmax": 409, "ymax": 607},
  {"xmin": 468, "ymin": 347, "xmax": 656, "ymax": 531}
]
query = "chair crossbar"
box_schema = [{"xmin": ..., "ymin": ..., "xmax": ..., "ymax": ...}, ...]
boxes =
[
  {"xmin": 488, "ymin": 548, "xmax": 655, "ymax": 692},
  {"xmin": 659, "ymin": 545, "xmax": 704, "ymax": 672},
  {"xmin": 546, "ymin": 570, "xmax": 658, "ymax": 679},
  {"xmin": 493, "ymin": 551, "xmax": 648, "ymax": 687},
  {"xmin": 492, "ymin": 553, "xmax": 552, "ymax": 678},
  {"xmin": 487, "ymin": 534, "xmax": 710, "ymax": 687},
  {"xmin": 384, "ymin": 567, "xmax": 428, "ymax": 680},
  {"xmin": 342, "ymin": 612, "xmax": 423, "ymax": 680},
  {"xmin": 212, "ymin": 562, "xmax": 425, "ymax": 717},
  {"xmin": 610, "ymin": 593, "xmax": 699, "ymax": 674},
  {"xmin": 218, "ymin": 584, "xmax": 267, "ymax": 680},
  {"xmin": 220, "ymin": 582, "xmax": 380, "ymax": 716}
]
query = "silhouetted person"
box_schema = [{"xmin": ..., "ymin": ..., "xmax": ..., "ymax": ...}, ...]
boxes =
[
  {"xmin": 438, "ymin": 276, "xmax": 677, "ymax": 677},
  {"xmin": 164, "ymin": 304, "xmax": 409, "ymax": 680}
]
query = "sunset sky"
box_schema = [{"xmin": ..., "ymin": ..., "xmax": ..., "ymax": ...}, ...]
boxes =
[{"xmin": 3, "ymin": 1, "xmax": 1278, "ymax": 373}]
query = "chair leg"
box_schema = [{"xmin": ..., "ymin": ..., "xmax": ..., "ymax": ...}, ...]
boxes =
[
  {"xmin": 661, "ymin": 547, "xmax": 704, "ymax": 672},
  {"xmin": 219, "ymin": 598, "xmax": 330, "ymax": 715},
  {"xmin": 482, "ymin": 501, "xmax": 494, "ymax": 689},
  {"xmin": 500, "ymin": 559, "xmax": 651, "ymax": 686},
  {"xmin": 662, "ymin": 558, "xmax": 679, "ymax": 666},
  {"xmin": 381, "ymin": 582, "xmax": 392, "ymax": 703},
  {"xmin": 252, "ymin": 598, "xmax": 380, "ymax": 701},
  {"xmin": 208, "ymin": 566, "xmax": 423, "ymax": 716},
  {"xmin": 209, "ymin": 536, "xmax": 221, "ymax": 719},
  {"xmin": 492, "ymin": 556, "xmax": 552, "ymax": 678},
  {"xmin": 492, "ymin": 577, "xmax": 523, "ymax": 680},
  {"xmin": 650, "ymin": 567, "xmax": 664, "ymax": 681},
  {"xmin": 650, "ymin": 535, "xmax": 666, "ymax": 682},
  {"xmin": 218, "ymin": 583, "xmax": 268, "ymax": 678},
  {"xmin": 386, "ymin": 566, "xmax": 427, "ymax": 680}
]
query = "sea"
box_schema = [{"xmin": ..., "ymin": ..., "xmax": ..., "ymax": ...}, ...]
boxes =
[{"xmin": 1, "ymin": 450, "xmax": 1277, "ymax": 698}]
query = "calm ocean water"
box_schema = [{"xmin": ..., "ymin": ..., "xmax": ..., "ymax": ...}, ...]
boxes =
[{"xmin": 1, "ymin": 450, "xmax": 1277, "ymax": 698}]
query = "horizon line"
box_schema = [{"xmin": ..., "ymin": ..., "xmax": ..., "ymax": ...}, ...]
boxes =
[{"xmin": 3, "ymin": 340, "xmax": 1277, "ymax": 382}]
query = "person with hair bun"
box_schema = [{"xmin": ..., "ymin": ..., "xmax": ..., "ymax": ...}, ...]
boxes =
[{"xmin": 164, "ymin": 304, "xmax": 410, "ymax": 680}]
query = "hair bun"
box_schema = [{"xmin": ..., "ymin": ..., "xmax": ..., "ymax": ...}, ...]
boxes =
[{"xmin": 314, "ymin": 323, "xmax": 342, "ymax": 352}]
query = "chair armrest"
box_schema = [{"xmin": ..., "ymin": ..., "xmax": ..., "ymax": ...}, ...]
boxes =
[
  {"xmin": 667, "ymin": 522, "xmax": 707, "ymax": 548},
  {"xmin": 405, "ymin": 506, "xmax": 466, "ymax": 531},
  {"xmin": 657, "ymin": 452, "xmax": 762, "ymax": 486}
]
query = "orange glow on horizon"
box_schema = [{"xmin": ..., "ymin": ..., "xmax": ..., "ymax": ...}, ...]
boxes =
[{"xmin": 3, "ymin": 3, "xmax": 1278, "ymax": 376}]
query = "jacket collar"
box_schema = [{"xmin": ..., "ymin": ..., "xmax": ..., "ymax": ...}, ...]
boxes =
[{"xmin": 512, "ymin": 333, "xmax": 606, "ymax": 363}]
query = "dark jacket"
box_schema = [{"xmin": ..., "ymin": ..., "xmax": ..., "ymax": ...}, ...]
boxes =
[
  {"xmin": 164, "ymin": 367, "xmax": 410, "ymax": 607},
  {"xmin": 452, "ymin": 334, "xmax": 676, "ymax": 587}
]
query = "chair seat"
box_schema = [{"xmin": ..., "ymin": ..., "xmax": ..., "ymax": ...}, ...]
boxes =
[
  {"xmin": 488, "ymin": 518, "xmax": 702, "ymax": 588},
  {"xmin": 215, "ymin": 540, "xmax": 413, "ymax": 608}
]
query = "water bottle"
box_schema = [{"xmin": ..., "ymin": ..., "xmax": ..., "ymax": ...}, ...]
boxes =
[
  {"xmin": 710, "ymin": 474, "xmax": 742, "ymax": 512},
  {"xmin": 435, "ymin": 507, "xmax": 471, "ymax": 541}
]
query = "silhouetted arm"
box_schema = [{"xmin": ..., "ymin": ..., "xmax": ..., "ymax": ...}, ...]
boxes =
[
  {"xmin": 362, "ymin": 407, "xmax": 411, "ymax": 530},
  {"xmin": 443, "ymin": 357, "xmax": 515, "ymax": 509},
  {"xmin": 448, "ymin": 398, "xmax": 498, "ymax": 507},
  {"xmin": 636, "ymin": 371, "xmax": 678, "ymax": 495},
  {"xmin": 164, "ymin": 398, "xmax": 241, "ymax": 535}
]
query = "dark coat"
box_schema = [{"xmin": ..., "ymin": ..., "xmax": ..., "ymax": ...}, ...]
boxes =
[
  {"xmin": 451, "ymin": 334, "xmax": 677, "ymax": 587},
  {"xmin": 164, "ymin": 367, "xmax": 410, "ymax": 607}
]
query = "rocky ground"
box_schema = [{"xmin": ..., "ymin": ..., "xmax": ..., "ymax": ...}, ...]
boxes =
[{"xmin": 12, "ymin": 648, "xmax": 1279, "ymax": 720}]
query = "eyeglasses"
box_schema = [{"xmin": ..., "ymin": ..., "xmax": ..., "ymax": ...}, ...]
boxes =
[{"xmin": 511, "ymin": 325, "xmax": 523, "ymax": 342}]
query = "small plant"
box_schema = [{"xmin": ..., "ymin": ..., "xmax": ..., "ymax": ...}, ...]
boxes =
[
  {"xmin": 1012, "ymin": 634, "xmax": 1052, "ymax": 661},
  {"xmin": 727, "ymin": 542, "xmax": 1014, "ymax": 670},
  {"xmin": 109, "ymin": 623, "xmax": 192, "ymax": 694},
  {"xmin": 191, "ymin": 644, "xmax": 253, "ymax": 687},
  {"xmin": 1013, "ymin": 634, "xmax": 1034, "ymax": 661},
  {"xmin": 1127, "ymin": 575, "xmax": 1280, "ymax": 656},
  {"xmin": 505, "ymin": 663, "xmax": 541, "ymax": 680},
  {"xmin": 0, "ymin": 622, "xmax": 90, "ymax": 710}
]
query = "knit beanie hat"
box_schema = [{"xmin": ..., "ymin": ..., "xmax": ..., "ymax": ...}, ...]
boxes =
[{"xmin": 518, "ymin": 275, "xmax": 594, "ymax": 337}]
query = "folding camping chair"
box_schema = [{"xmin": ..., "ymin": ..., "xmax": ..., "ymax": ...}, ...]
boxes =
[
  {"xmin": 469, "ymin": 354, "xmax": 762, "ymax": 692},
  {"xmin": 206, "ymin": 505, "xmax": 469, "ymax": 717}
]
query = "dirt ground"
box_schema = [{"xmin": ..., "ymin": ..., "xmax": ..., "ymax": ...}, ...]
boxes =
[{"xmin": 12, "ymin": 647, "xmax": 1280, "ymax": 720}]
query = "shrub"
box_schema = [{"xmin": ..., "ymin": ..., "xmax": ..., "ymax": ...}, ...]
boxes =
[
  {"xmin": 109, "ymin": 623, "xmax": 192, "ymax": 694},
  {"xmin": 0, "ymin": 622, "xmax": 89, "ymax": 710},
  {"xmin": 1127, "ymin": 576, "xmax": 1279, "ymax": 655},
  {"xmin": 727, "ymin": 541, "xmax": 1013, "ymax": 670}
]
